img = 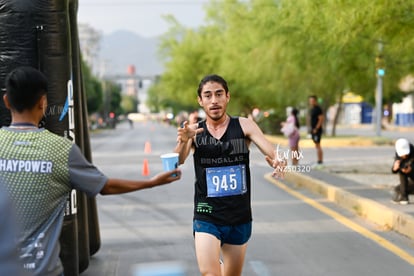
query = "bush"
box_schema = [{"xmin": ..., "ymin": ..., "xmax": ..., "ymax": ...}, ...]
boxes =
[{"xmin": 256, "ymin": 113, "xmax": 285, "ymax": 135}]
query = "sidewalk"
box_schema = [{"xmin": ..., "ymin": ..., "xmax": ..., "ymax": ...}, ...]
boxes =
[
  {"xmin": 265, "ymin": 130, "xmax": 414, "ymax": 241},
  {"xmin": 277, "ymin": 169, "xmax": 414, "ymax": 241}
]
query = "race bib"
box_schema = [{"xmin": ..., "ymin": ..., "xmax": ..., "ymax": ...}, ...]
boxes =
[{"xmin": 206, "ymin": 164, "xmax": 247, "ymax": 197}]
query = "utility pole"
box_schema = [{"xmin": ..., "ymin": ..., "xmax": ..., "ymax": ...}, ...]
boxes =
[{"xmin": 375, "ymin": 41, "xmax": 385, "ymax": 137}]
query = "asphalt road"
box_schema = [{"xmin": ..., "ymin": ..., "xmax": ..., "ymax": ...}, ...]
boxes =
[{"xmin": 81, "ymin": 120, "xmax": 414, "ymax": 275}]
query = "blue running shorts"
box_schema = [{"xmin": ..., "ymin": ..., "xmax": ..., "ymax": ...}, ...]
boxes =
[{"xmin": 193, "ymin": 220, "xmax": 252, "ymax": 245}]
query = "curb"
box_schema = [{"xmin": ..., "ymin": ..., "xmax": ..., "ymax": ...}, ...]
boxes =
[
  {"xmin": 264, "ymin": 134, "xmax": 393, "ymax": 148},
  {"xmin": 266, "ymin": 172, "xmax": 414, "ymax": 241}
]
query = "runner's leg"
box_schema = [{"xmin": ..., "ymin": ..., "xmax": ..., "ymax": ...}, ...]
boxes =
[
  {"xmin": 194, "ymin": 232, "xmax": 222, "ymax": 276},
  {"xmin": 221, "ymin": 243, "xmax": 248, "ymax": 276}
]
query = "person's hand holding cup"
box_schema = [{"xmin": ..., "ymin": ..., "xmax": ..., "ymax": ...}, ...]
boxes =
[{"xmin": 160, "ymin": 153, "xmax": 179, "ymax": 176}]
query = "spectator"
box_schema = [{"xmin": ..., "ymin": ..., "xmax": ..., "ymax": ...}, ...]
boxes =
[
  {"xmin": 0, "ymin": 66, "xmax": 181, "ymax": 276},
  {"xmin": 188, "ymin": 109, "xmax": 202, "ymax": 124},
  {"xmin": 281, "ymin": 107, "xmax": 300, "ymax": 165},
  {"xmin": 308, "ymin": 95, "xmax": 324, "ymax": 165},
  {"xmin": 391, "ymin": 138, "xmax": 414, "ymax": 205}
]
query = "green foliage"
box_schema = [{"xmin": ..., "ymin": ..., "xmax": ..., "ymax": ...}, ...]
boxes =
[
  {"xmin": 81, "ymin": 58, "xmax": 103, "ymax": 114},
  {"xmin": 81, "ymin": 57, "xmax": 125, "ymax": 118},
  {"xmin": 256, "ymin": 113, "xmax": 285, "ymax": 135},
  {"xmin": 102, "ymin": 81, "xmax": 123, "ymax": 116},
  {"xmin": 121, "ymin": 95, "xmax": 138, "ymax": 114},
  {"xmin": 146, "ymin": 79, "xmax": 199, "ymax": 114},
  {"xmin": 154, "ymin": 0, "xmax": 414, "ymax": 131}
]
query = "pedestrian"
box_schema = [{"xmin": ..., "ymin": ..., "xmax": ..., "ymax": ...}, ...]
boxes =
[
  {"xmin": 281, "ymin": 107, "xmax": 301, "ymax": 165},
  {"xmin": 0, "ymin": 66, "xmax": 181, "ymax": 276},
  {"xmin": 391, "ymin": 138, "xmax": 414, "ymax": 205},
  {"xmin": 188, "ymin": 109, "xmax": 202, "ymax": 124},
  {"xmin": 128, "ymin": 117, "xmax": 134, "ymax": 129},
  {"xmin": 174, "ymin": 74, "xmax": 285, "ymax": 276},
  {"xmin": 308, "ymin": 95, "xmax": 324, "ymax": 165}
]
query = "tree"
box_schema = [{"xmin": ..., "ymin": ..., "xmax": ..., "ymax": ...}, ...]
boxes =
[
  {"xmin": 102, "ymin": 81, "xmax": 122, "ymax": 117},
  {"xmin": 81, "ymin": 58, "xmax": 103, "ymax": 114},
  {"xmin": 155, "ymin": 0, "xmax": 414, "ymax": 134},
  {"xmin": 121, "ymin": 95, "xmax": 138, "ymax": 114}
]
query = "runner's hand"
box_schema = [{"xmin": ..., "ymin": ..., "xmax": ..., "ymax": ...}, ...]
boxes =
[
  {"xmin": 266, "ymin": 155, "xmax": 286, "ymax": 179},
  {"xmin": 177, "ymin": 121, "xmax": 204, "ymax": 143}
]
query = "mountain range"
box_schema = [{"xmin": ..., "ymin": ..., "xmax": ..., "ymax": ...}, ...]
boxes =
[{"xmin": 100, "ymin": 30, "xmax": 164, "ymax": 77}]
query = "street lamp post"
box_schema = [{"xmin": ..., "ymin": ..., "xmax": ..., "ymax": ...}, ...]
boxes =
[
  {"xmin": 375, "ymin": 69, "xmax": 384, "ymax": 136},
  {"xmin": 375, "ymin": 41, "xmax": 384, "ymax": 137}
]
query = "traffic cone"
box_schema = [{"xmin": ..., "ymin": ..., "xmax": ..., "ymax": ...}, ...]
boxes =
[
  {"xmin": 142, "ymin": 159, "xmax": 150, "ymax": 176},
  {"xmin": 144, "ymin": 141, "xmax": 152, "ymax": 154}
]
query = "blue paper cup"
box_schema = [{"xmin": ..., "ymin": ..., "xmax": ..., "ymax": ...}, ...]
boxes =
[{"xmin": 160, "ymin": 153, "xmax": 179, "ymax": 174}]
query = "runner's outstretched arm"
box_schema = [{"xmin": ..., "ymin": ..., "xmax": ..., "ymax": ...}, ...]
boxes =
[{"xmin": 239, "ymin": 117, "xmax": 286, "ymax": 178}]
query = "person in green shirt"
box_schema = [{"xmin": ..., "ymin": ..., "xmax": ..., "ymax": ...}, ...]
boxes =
[{"xmin": 0, "ymin": 66, "xmax": 181, "ymax": 276}]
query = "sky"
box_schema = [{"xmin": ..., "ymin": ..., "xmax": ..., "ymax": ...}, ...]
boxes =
[{"xmin": 78, "ymin": 0, "xmax": 208, "ymax": 37}]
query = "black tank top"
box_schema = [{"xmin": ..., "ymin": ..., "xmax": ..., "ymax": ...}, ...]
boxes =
[{"xmin": 192, "ymin": 116, "xmax": 252, "ymax": 225}]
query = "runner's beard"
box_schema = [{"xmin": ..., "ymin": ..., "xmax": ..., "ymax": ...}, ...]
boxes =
[{"xmin": 208, "ymin": 106, "xmax": 225, "ymax": 121}]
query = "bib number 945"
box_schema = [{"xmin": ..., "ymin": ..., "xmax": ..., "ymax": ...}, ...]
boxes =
[{"xmin": 206, "ymin": 165, "xmax": 247, "ymax": 197}]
